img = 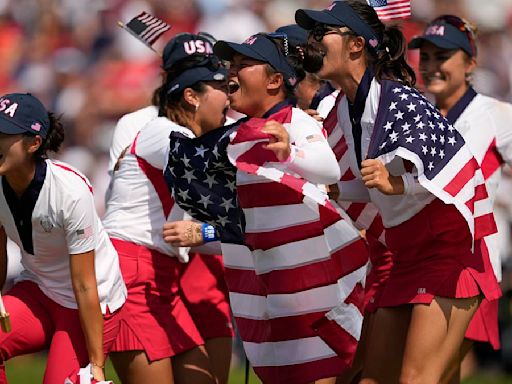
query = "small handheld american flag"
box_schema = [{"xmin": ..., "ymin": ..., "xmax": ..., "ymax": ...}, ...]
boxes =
[
  {"xmin": 367, "ymin": 0, "xmax": 411, "ymax": 21},
  {"xmin": 117, "ymin": 11, "xmax": 171, "ymax": 52}
]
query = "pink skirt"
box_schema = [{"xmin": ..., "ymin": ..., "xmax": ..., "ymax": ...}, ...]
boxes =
[
  {"xmin": 109, "ymin": 239, "xmax": 204, "ymax": 361},
  {"xmin": 179, "ymin": 253, "xmax": 234, "ymax": 339},
  {"xmin": 379, "ymin": 199, "xmax": 501, "ymax": 307}
]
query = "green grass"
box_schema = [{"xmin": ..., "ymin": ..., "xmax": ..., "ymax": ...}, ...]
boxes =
[
  {"xmin": 4, "ymin": 354, "xmax": 511, "ymax": 383},
  {"xmin": 4, "ymin": 353, "xmax": 261, "ymax": 383}
]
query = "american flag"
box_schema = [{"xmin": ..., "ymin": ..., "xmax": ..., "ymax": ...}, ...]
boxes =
[
  {"xmin": 119, "ymin": 11, "xmax": 171, "ymax": 49},
  {"xmin": 76, "ymin": 226, "xmax": 93, "ymax": 240},
  {"xmin": 324, "ymin": 92, "xmax": 386, "ymax": 243},
  {"xmin": 367, "ymin": 81, "xmax": 496, "ymax": 241},
  {"xmin": 165, "ymin": 123, "xmax": 244, "ymax": 245},
  {"xmin": 165, "ymin": 105, "xmax": 369, "ymax": 383},
  {"xmin": 367, "ymin": 0, "xmax": 411, "ymax": 21}
]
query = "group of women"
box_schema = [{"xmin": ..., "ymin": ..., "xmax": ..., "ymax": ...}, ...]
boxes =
[{"xmin": 0, "ymin": 1, "xmax": 511, "ymax": 383}]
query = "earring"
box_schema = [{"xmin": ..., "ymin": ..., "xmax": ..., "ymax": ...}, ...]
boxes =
[
  {"xmin": 195, "ymin": 104, "xmax": 200, "ymax": 112},
  {"xmin": 465, "ymin": 72, "xmax": 473, "ymax": 83}
]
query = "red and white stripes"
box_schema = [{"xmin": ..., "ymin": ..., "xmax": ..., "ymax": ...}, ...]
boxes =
[
  {"xmin": 368, "ymin": 0, "xmax": 411, "ymax": 21},
  {"xmin": 224, "ymin": 107, "xmax": 369, "ymax": 383}
]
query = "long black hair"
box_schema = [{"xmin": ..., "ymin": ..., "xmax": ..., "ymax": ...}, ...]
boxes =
[{"xmin": 347, "ymin": 0, "xmax": 415, "ymax": 86}]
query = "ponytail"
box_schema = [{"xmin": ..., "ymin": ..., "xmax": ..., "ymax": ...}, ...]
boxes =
[
  {"xmin": 31, "ymin": 112, "xmax": 65, "ymax": 159},
  {"xmin": 375, "ymin": 24, "xmax": 416, "ymax": 86},
  {"xmin": 345, "ymin": 0, "xmax": 416, "ymax": 86}
]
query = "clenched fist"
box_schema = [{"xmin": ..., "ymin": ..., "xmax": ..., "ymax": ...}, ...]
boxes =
[
  {"xmin": 261, "ymin": 120, "xmax": 291, "ymax": 162},
  {"xmin": 361, "ymin": 159, "xmax": 404, "ymax": 195}
]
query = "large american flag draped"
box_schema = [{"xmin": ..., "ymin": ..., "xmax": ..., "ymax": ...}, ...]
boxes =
[
  {"xmin": 367, "ymin": 0, "xmax": 411, "ymax": 21},
  {"xmin": 367, "ymin": 80, "xmax": 496, "ymax": 241},
  {"xmin": 165, "ymin": 105, "xmax": 369, "ymax": 383}
]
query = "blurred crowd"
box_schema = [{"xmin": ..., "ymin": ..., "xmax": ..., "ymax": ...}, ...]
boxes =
[{"xmin": 2, "ymin": 0, "xmax": 512, "ymax": 376}]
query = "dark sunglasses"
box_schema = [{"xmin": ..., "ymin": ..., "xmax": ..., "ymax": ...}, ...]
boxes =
[
  {"xmin": 195, "ymin": 55, "xmax": 225, "ymax": 71},
  {"xmin": 309, "ymin": 23, "xmax": 355, "ymax": 43},
  {"xmin": 436, "ymin": 15, "xmax": 477, "ymax": 56}
]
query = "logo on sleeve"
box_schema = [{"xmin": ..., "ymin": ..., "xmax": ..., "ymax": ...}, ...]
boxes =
[{"xmin": 76, "ymin": 226, "xmax": 93, "ymax": 239}]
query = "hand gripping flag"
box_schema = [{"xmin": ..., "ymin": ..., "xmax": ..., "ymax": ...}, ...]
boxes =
[
  {"xmin": 118, "ymin": 11, "xmax": 171, "ymax": 51},
  {"xmin": 367, "ymin": 80, "xmax": 496, "ymax": 242},
  {"xmin": 165, "ymin": 105, "xmax": 369, "ymax": 383},
  {"xmin": 367, "ymin": 0, "xmax": 411, "ymax": 21}
]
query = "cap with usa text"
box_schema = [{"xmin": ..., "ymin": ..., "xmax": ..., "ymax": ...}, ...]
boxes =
[{"xmin": 0, "ymin": 93, "xmax": 50, "ymax": 139}]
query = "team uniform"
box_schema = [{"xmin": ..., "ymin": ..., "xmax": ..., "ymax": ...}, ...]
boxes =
[
  {"xmin": 323, "ymin": 91, "xmax": 391, "ymax": 314},
  {"xmin": 332, "ymin": 70, "xmax": 500, "ymax": 308},
  {"xmin": 104, "ymin": 110, "xmax": 232, "ymax": 361},
  {"xmin": 166, "ymin": 101, "xmax": 369, "ymax": 384},
  {"xmin": 446, "ymin": 88, "xmax": 512, "ymax": 349},
  {"xmin": 0, "ymin": 159, "xmax": 126, "ymax": 384}
]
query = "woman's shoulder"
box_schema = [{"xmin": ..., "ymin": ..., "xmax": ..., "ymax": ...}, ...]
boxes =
[
  {"xmin": 466, "ymin": 94, "xmax": 512, "ymax": 127},
  {"xmin": 47, "ymin": 159, "xmax": 93, "ymax": 196},
  {"xmin": 141, "ymin": 116, "xmax": 195, "ymax": 138},
  {"xmin": 116, "ymin": 106, "xmax": 158, "ymax": 127},
  {"xmin": 291, "ymin": 107, "xmax": 322, "ymax": 127}
]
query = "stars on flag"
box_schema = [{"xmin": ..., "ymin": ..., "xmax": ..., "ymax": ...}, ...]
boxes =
[
  {"xmin": 163, "ymin": 125, "xmax": 245, "ymax": 243},
  {"xmin": 195, "ymin": 144, "xmax": 208, "ymax": 158},
  {"xmin": 371, "ymin": 82, "xmax": 464, "ymax": 179},
  {"xmin": 220, "ymin": 197, "xmax": 236, "ymax": 212}
]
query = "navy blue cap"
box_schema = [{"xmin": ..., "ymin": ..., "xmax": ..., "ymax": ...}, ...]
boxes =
[
  {"xmin": 275, "ymin": 24, "xmax": 308, "ymax": 46},
  {"xmin": 0, "ymin": 93, "xmax": 49, "ymax": 139},
  {"xmin": 295, "ymin": 1, "xmax": 380, "ymax": 51},
  {"xmin": 213, "ymin": 34, "xmax": 297, "ymax": 86},
  {"xmin": 162, "ymin": 32, "xmax": 215, "ymax": 70},
  {"xmin": 408, "ymin": 17, "xmax": 476, "ymax": 57},
  {"xmin": 166, "ymin": 56, "xmax": 228, "ymax": 95}
]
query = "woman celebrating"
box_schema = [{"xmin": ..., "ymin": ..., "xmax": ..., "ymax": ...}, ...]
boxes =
[
  {"xmin": 104, "ymin": 33, "xmax": 231, "ymax": 384},
  {"xmin": 0, "ymin": 93, "xmax": 126, "ymax": 383},
  {"xmin": 409, "ymin": 15, "xmax": 512, "ymax": 381},
  {"xmin": 165, "ymin": 31, "xmax": 369, "ymax": 384},
  {"xmin": 296, "ymin": 1, "xmax": 500, "ymax": 383}
]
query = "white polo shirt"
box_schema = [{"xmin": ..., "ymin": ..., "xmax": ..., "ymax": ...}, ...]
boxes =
[
  {"xmin": 103, "ymin": 117, "xmax": 197, "ymax": 261},
  {"xmin": 0, "ymin": 160, "xmax": 126, "ymax": 313},
  {"xmin": 108, "ymin": 106, "xmax": 159, "ymax": 174}
]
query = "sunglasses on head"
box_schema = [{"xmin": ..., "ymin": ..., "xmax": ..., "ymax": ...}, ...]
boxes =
[
  {"xmin": 436, "ymin": 15, "xmax": 477, "ymax": 56},
  {"xmin": 309, "ymin": 23, "xmax": 355, "ymax": 43}
]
